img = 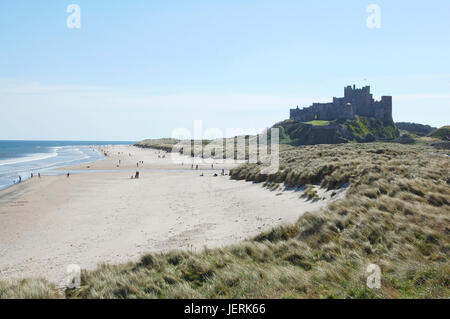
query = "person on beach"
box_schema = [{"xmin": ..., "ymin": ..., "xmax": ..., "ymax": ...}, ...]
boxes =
[
  {"xmin": 67, "ymin": 173, "xmax": 70, "ymax": 178},
  {"xmin": 18, "ymin": 176, "xmax": 21, "ymax": 183},
  {"xmin": 38, "ymin": 173, "xmax": 41, "ymax": 178},
  {"xmin": 135, "ymin": 171, "xmax": 139, "ymax": 179},
  {"xmin": 31, "ymin": 173, "xmax": 33, "ymax": 178}
]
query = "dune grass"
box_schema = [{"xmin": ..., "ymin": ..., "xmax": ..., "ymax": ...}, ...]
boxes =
[
  {"xmin": 1, "ymin": 142, "xmax": 449, "ymax": 299},
  {"xmin": 0, "ymin": 279, "xmax": 60, "ymax": 299}
]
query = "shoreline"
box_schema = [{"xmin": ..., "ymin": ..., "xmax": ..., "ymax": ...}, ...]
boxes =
[{"xmin": 0, "ymin": 143, "xmax": 134, "ymax": 192}]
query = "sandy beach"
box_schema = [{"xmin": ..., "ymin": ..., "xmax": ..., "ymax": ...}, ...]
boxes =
[{"xmin": 0, "ymin": 145, "xmax": 345, "ymax": 287}]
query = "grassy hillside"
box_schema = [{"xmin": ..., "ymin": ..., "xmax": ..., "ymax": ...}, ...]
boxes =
[
  {"xmin": 275, "ymin": 117, "xmax": 399, "ymax": 146},
  {"xmin": 396, "ymin": 122, "xmax": 436, "ymax": 136},
  {"xmin": 429, "ymin": 126, "xmax": 450, "ymax": 139},
  {"xmin": 303, "ymin": 120, "xmax": 330, "ymax": 126},
  {"xmin": 134, "ymin": 138, "xmax": 181, "ymax": 152}
]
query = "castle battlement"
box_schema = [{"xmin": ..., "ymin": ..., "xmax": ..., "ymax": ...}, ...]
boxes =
[{"xmin": 290, "ymin": 85, "xmax": 393, "ymax": 123}]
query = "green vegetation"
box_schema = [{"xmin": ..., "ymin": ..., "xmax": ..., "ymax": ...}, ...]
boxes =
[
  {"xmin": 274, "ymin": 117, "xmax": 399, "ymax": 146},
  {"xmin": 429, "ymin": 126, "xmax": 450, "ymax": 139},
  {"xmin": 303, "ymin": 120, "xmax": 330, "ymax": 126},
  {"xmin": 337, "ymin": 117, "xmax": 399, "ymax": 141},
  {"xmin": 396, "ymin": 122, "xmax": 436, "ymax": 137},
  {"xmin": 1, "ymin": 142, "xmax": 448, "ymax": 299}
]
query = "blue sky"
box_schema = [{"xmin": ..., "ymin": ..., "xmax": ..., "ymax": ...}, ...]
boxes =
[{"xmin": 0, "ymin": 0, "xmax": 449, "ymax": 140}]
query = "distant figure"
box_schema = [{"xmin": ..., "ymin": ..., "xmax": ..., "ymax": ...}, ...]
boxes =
[
  {"xmin": 195, "ymin": 164, "xmax": 198, "ymax": 170},
  {"xmin": 221, "ymin": 169, "xmax": 225, "ymax": 176},
  {"xmin": 31, "ymin": 173, "xmax": 33, "ymax": 178},
  {"xmin": 38, "ymin": 173, "xmax": 41, "ymax": 178},
  {"xmin": 135, "ymin": 171, "xmax": 140, "ymax": 179},
  {"xmin": 136, "ymin": 162, "xmax": 139, "ymax": 167},
  {"xmin": 67, "ymin": 173, "xmax": 70, "ymax": 178},
  {"xmin": 191, "ymin": 164, "xmax": 193, "ymax": 169},
  {"xmin": 211, "ymin": 164, "xmax": 213, "ymax": 169},
  {"xmin": 18, "ymin": 176, "xmax": 22, "ymax": 183}
]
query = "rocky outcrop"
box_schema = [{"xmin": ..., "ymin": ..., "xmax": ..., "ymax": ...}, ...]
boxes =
[{"xmin": 274, "ymin": 117, "xmax": 399, "ymax": 146}]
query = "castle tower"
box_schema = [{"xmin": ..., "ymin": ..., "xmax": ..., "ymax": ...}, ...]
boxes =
[
  {"xmin": 344, "ymin": 85, "xmax": 353, "ymax": 100},
  {"xmin": 381, "ymin": 96, "xmax": 393, "ymax": 122}
]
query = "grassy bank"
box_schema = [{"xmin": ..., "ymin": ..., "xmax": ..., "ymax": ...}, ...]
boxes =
[{"xmin": 2, "ymin": 142, "xmax": 449, "ymax": 299}]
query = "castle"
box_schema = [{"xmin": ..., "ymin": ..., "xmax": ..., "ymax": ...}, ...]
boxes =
[{"xmin": 290, "ymin": 85, "xmax": 393, "ymax": 123}]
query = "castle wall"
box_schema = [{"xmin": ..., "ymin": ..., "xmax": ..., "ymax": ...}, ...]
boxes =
[{"xmin": 290, "ymin": 85, "xmax": 393, "ymax": 123}]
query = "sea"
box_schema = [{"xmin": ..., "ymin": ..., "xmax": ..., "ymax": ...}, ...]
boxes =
[{"xmin": 0, "ymin": 140, "xmax": 134, "ymax": 191}]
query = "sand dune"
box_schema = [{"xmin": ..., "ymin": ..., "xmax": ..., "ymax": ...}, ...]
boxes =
[{"xmin": 0, "ymin": 145, "xmax": 345, "ymax": 287}]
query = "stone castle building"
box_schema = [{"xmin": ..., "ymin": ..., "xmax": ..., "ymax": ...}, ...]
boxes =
[{"xmin": 290, "ymin": 85, "xmax": 393, "ymax": 123}]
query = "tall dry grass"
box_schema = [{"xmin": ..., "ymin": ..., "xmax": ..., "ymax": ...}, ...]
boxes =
[{"xmin": 0, "ymin": 279, "xmax": 60, "ymax": 299}]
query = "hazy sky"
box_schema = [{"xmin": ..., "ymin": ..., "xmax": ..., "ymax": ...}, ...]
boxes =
[{"xmin": 0, "ymin": 0, "xmax": 449, "ymax": 141}]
